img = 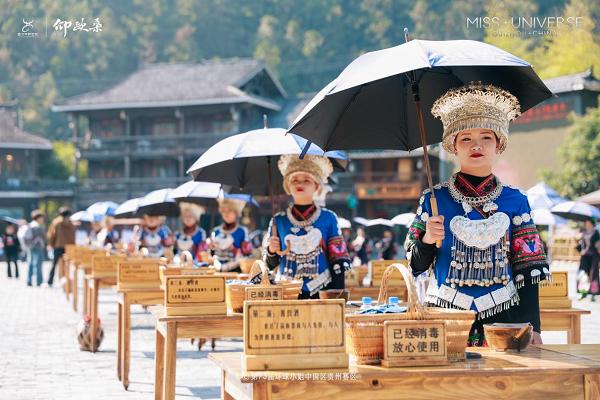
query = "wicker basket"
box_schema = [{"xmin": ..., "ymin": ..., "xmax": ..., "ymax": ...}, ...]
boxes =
[
  {"xmin": 346, "ymin": 263, "xmax": 475, "ymax": 365},
  {"xmin": 225, "ymin": 260, "xmax": 302, "ymax": 313},
  {"xmin": 239, "ymin": 258, "xmax": 259, "ymax": 274}
]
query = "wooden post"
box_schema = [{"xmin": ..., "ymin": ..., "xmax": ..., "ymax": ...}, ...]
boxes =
[
  {"xmin": 155, "ymin": 328, "xmax": 165, "ymax": 400},
  {"xmin": 72, "ymin": 266, "xmax": 79, "ymax": 312},
  {"xmin": 163, "ymin": 322, "xmax": 177, "ymax": 400},
  {"xmin": 82, "ymin": 276, "xmax": 89, "ymax": 316},
  {"xmin": 122, "ymin": 296, "xmax": 131, "ymax": 390},
  {"xmin": 90, "ymin": 279, "xmax": 99, "ymax": 352},
  {"xmin": 117, "ymin": 300, "xmax": 123, "ymax": 381}
]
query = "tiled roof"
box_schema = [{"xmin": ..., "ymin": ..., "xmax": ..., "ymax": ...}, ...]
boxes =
[
  {"xmin": 0, "ymin": 109, "xmax": 52, "ymax": 150},
  {"xmin": 53, "ymin": 58, "xmax": 285, "ymax": 112},
  {"xmin": 544, "ymin": 69, "xmax": 600, "ymax": 94}
]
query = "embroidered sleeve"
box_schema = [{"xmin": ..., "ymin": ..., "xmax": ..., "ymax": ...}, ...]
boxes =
[
  {"xmin": 197, "ymin": 229, "xmax": 209, "ymax": 252},
  {"xmin": 326, "ymin": 213, "xmax": 351, "ymax": 271},
  {"xmin": 160, "ymin": 226, "xmax": 173, "ymax": 247},
  {"xmin": 263, "ymin": 217, "xmax": 281, "ymax": 268},
  {"xmin": 510, "ymin": 197, "xmax": 550, "ymax": 288},
  {"xmin": 405, "ymin": 191, "xmax": 436, "ymax": 274}
]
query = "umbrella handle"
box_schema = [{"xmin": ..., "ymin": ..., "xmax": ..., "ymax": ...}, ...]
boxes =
[
  {"xmin": 270, "ymin": 221, "xmax": 290, "ymax": 256},
  {"xmin": 430, "ymin": 194, "xmax": 442, "ymax": 249}
]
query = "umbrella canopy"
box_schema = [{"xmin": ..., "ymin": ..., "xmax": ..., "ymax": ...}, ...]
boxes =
[
  {"xmin": 551, "ymin": 201, "xmax": 600, "ymax": 222},
  {"xmin": 578, "ymin": 189, "xmax": 600, "ymax": 207},
  {"xmin": 527, "ymin": 182, "xmax": 567, "ymax": 210},
  {"xmin": 187, "ymin": 128, "xmax": 348, "ymax": 195},
  {"xmin": 338, "ymin": 217, "xmax": 351, "ymax": 229},
  {"xmin": 114, "ymin": 198, "xmax": 142, "ymax": 218},
  {"xmin": 353, "ymin": 217, "xmax": 394, "ymax": 227},
  {"xmin": 0, "ymin": 216, "xmax": 20, "ymax": 225},
  {"xmin": 138, "ymin": 188, "xmax": 180, "ymax": 217},
  {"xmin": 86, "ymin": 201, "xmax": 119, "ymax": 218},
  {"xmin": 531, "ymin": 209, "xmax": 567, "ymax": 226},
  {"xmin": 70, "ymin": 210, "xmax": 94, "ymax": 223},
  {"xmin": 391, "ymin": 212, "xmax": 417, "ymax": 227},
  {"xmin": 168, "ymin": 181, "xmax": 225, "ymax": 204},
  {"xmin": 221, "ymin": 193, "xmax": 260, "ymax": 208},
  {"xmin": 288, "ymin": 39, "xmax": 552, "ymax": 152}
]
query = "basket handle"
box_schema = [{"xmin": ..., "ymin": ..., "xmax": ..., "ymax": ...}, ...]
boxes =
[
  {"xmin": 180, "ymin": 250, "xmax": 194, "ymax": 267},
  {"xmin": 248, "ymin": 260, "xmax": 272, "ymax": 287},
  {"xmin": 377, "ymin": 263, "xmax": 424, "ymax": 319}
]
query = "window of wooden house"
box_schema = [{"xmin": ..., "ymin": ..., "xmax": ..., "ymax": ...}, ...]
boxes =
[
  {"xmin": 152, "ymin": 118, "xmax": 177, "ymax": 136},
  {"xmin": 397, "ymin": 158, "xmax": 413, "ymax": 181},
  {"xmin": 89, "ymin": 117, "xmax": 123, "ymax": 138}
]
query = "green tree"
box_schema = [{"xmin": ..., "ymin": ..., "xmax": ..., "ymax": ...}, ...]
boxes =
[
  {"xmin": 541, "ymin": 106, "xmax": 600, "ymax": 198},
  {"xmin": 534, "ymin": 0, "xmax": 600, "ymax": 78}
]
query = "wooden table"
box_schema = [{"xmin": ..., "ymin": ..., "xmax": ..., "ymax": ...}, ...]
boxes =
[
  {"xmin": 540, "ymin": 308, "xmax": 591, "ymax": 344},
  {"xmin": 116, "ymin": 287, "xmax": 164, "ymax": 390},
  {"xmin": 210, "ymin": 345, "xmax": 600, "ymax": 400},
  {"xmin": 152, "ymin": 306, "xmax": 243, "ymax": 400},
  {"xmin": 85, "ymin": 275, "xmax": 117, "ymax": 353}
]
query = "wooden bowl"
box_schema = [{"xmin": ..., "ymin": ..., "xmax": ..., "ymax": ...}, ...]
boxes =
[
  {"xmin": 483, "ymin": 323, "xmax": 533, "ymax": 352},
  {"xmin": 319, "ymin": 289, "xmax": 350, "ymax": 300}
]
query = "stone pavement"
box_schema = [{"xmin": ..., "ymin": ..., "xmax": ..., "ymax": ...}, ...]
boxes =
[
  {"xmin": 0, "ymin": 261, "xmax": 598, "ymax": 399},
  {"xmin": 0, "ymin": 261, "xmax": 242, "ymax": 399}
]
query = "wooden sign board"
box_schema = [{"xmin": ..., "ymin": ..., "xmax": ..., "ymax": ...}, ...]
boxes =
[
  {"xmin": 245, "ymin": 286, "xmax": 283, "ymax": 301},
  {"xmin": 371, "ymin": 260, "xmax": 408, "ymax": 287},
  {"xmin": 382, "ymin": 320, "xmax": 449, "ymax": 367},
  {"xmin": 539, "ymin": 271, "xmax": 571, "ymax": 308},
  {"xmin": 345, "ymin": 268, "xmax": 360, "ymax": 287},
  {"xmin": 539, "ymin": 271, "xmax": 568, "ymax": 297},
  {"xmin": 92, "ymin": 254, "xmax": 126, "ymax": 278},
  {"xmin": 80, "ymin": 249, "xmax": 107, "ymax": 271},
  {"xmin": 243, "ymin": 299, "xmax": 348, "ymax": 371},
  {"xmin": 117, "ymin": 259, "xmax": 162, "ymax": 290},
  {"xmin": 159, "ymin": 266, "xmax": 216, "ymax": 286},
  {"xmin": 164, "ymin": 275, "xmax": 227, "ymax": 316}
]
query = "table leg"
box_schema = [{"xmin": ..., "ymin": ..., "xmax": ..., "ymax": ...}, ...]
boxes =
[
  {"xmin": 163, "ymin": 322, "xmax": 177, "ymax": 400},
  {"xmin": 83, "ymin": 275, "xmax": 89, "ymax": 316},
  {"xmin": 123, "ymin": 298, "xmax": 131, "ymax": 390},
  {"xmin": 65, "ymin": 263, "xmax": 71, "ymax": 300},
  {"xmin": 155, "ymin": 327, "xmax": 165, "ymax": 400},
  {"xmin": 72, "ymin": 267, "xmax": 79, "ymax": 312},
  {"xmin": 90, "ymin": 280, "xmax": 99, "ymax": 352},
  {"xmin": 221, "ymin": 370, "xmax": 235, "ymax": 400},
  {"xmin": 571, "ymin": 314, "xmax": 582, "ymax": 344},
  {"xmin": 117, "ymin": 300, "xmax": 122, "ymax": 381}
]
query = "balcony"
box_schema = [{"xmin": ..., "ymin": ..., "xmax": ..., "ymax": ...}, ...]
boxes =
[
  {"xmin": 335, "ymin": 171, "xmax": 435, "ymax": 200},
  {"xmin": 0, "ymin": 178, "xmax": 74, "ymax": 196},
  {"xmin": 79, "ymin": 176, "xmax": 189, "ymax": 194},
  {"xmin": 81, "ymin": 131, "xmax": 237, "ymax": 160}
]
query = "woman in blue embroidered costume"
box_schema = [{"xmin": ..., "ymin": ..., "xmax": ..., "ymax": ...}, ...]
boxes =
[
  {"xmin": 209, "ymin": 198, "xmax": 253, "ymax": 272},
  {"xmin": 138, "ymin": 215, "xmax": 173, "ymax": 258},
  {"xmin": 175, "ymin": 203, "xmax": 208, "ymax": 261},
  {"xmin": 405, "ymin": 83, "xmax": 550, "ymax": 346},
  {"xmin": 265, "ymin": 154, "xmax": 351, "ymax": 299}
]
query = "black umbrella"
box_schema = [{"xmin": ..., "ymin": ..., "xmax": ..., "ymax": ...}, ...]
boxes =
[
  {"xmin": 289, "ymin": 34, "xmax": 552, "ymax": 246},
  {"xmin": 137, "ymin": 188, "xmax": 180, "ymax": 217}
]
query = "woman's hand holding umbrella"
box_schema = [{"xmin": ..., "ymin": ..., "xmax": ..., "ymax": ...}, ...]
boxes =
[{"xmin": 422, "ymin": 215, "xmax": 445, "ymax": 245}]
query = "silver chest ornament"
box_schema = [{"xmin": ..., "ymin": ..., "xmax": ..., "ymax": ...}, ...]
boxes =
[
  {"xmin": 448, "ymin": 211, "xmax": 510, "ymax": 288},
  {"xmin": 214, "ymin": 234, "xmax": 234, "ymax": 251},
  {"xmin": 177, "ymin": 235, "xmax": 194, "ymax": 252},
  {"xmin": 282, "ymin": 226, "xmax": 323, "ymax": 280}
]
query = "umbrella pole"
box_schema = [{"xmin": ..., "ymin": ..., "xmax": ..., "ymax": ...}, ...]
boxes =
[
  {"xmin": 405, "ymin": 28, "xmax": 441, "ymax": 248},
  {"xmin": 413, "ymin": 87, "xmax": 442, "ymax": 248}
]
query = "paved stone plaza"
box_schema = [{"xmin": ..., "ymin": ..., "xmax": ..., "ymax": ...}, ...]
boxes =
[{"xmin": 0, "ymin": 262, "xmax": 598, "ymax": 399}]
